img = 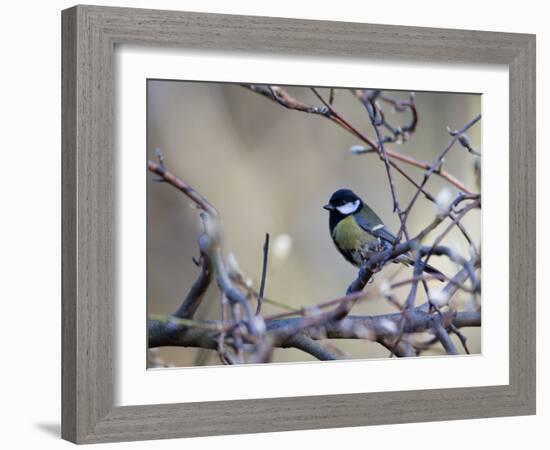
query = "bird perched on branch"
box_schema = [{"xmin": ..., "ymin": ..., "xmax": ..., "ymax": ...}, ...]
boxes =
[{"xmin": 323, "ymin": 189, "xmax": 443, "ymax": 277}]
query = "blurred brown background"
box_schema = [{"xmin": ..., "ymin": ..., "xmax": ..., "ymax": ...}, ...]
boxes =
[{"xmin": 147, "ymin": 81, "xmax": 481, "ymax": 367}]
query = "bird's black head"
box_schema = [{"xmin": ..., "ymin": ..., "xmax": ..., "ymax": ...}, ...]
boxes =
[{"xmin": 323, "ymin": 189, "xmax": 363, "ymax": 217}]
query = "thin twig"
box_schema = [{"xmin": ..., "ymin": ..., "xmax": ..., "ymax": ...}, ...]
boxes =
[
  {"xmin": 256, "ymin": 233, "xmax": 270, "ymax": 315},
  {"xmin": 148, "ymin": 155, "xmax": 218, "ymax": 216},
  {"xmin": 395, "ymin": 114, "xmax": 481, "ymax": 241}
]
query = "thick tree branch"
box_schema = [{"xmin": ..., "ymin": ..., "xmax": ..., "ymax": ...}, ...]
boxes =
[{"xmin": 148, "ymin": 308, "xmax": 480, "ymax": 351}]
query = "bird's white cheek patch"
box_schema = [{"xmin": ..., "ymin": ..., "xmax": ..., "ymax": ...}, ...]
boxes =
[{"xmin": 336, "ymin": 200, "xmax": 360, "ymax": 215}]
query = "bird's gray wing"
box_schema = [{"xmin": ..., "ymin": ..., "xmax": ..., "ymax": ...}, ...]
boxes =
[
  {"xmin": 353, "ymin": 213, "xmax": 398, "ymax": 247},
  {"xmin": 354, "ymin": 210, "xmax": 445, "ymax": 277}
]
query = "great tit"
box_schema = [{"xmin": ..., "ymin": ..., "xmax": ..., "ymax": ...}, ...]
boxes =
[{"xmin": 323, "ymin": 189, "xmax": 443, "ymax": 277}]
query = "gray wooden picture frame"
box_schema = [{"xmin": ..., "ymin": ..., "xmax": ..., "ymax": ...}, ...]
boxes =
[{"xmin": 61, "ymin": 5, "xmax": 536, "ymax": 444}]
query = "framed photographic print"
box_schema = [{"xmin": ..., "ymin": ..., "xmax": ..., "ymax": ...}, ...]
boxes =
[{"xmin": 62, "ymin": 5, "xmax": 536, "ymax": 444}]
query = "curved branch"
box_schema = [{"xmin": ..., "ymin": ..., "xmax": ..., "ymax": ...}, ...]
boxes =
[
  {"xmin": 282, "ymin": 334, "xmax": 339, "ymax": 361},
  {"xmin": 173, "ymin": 256, "xmax": 212, "ymax": 319},
  {"xmin": 148, "ymin": 159, "xmax": 218, "ymax": 217}
]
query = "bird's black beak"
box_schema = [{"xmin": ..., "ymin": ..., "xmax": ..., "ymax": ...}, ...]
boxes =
[{"xmin": 323, "ymin": 204, "xmax": 334, "ymax": 211}]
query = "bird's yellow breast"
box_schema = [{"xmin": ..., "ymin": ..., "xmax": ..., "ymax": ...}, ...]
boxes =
[{"xmin": 332, "ymin": 215, "xmax": 376, "ymax": 250}]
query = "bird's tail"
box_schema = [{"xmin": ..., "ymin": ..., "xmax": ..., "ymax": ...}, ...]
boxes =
[{"xmin": 397, "ymin": 255, "xmax": 446, "ymax": 281}]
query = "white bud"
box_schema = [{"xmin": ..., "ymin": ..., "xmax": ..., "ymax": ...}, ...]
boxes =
[
  {"xmin": 379, "ymin": 318, "xmax": 398, "ymax": 334},
  {"xmin": 349, "ymin": 144, "xmax": 367, "ymax": 154},
  {"xmin": 448, "ymin": 239, "xmax": 462, "ymax": 261},
  {"xmin": 379, "ymin": 280, "xmax": 392, "ymax": 298},
  {"xmin": 251, "ymin": 316, "xmax": 266, "ymax": 334},
  {"xmin": 353, "ymin": 323, "xmax": 376, "ymax": 340},
  {"xmin": 434, "ymin": 187, "xmax": 454, "ymax": 217},
  {"xmin": 304, "ymin": 306, "xmax": 322, "ymax": 318},
  {"xmin": 429, "ymin": 288, "xmax": 450, "ymax": 307},
  {"xmin": 272, "ymin": 234, "xmax": 292, "ymax": 261}
]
